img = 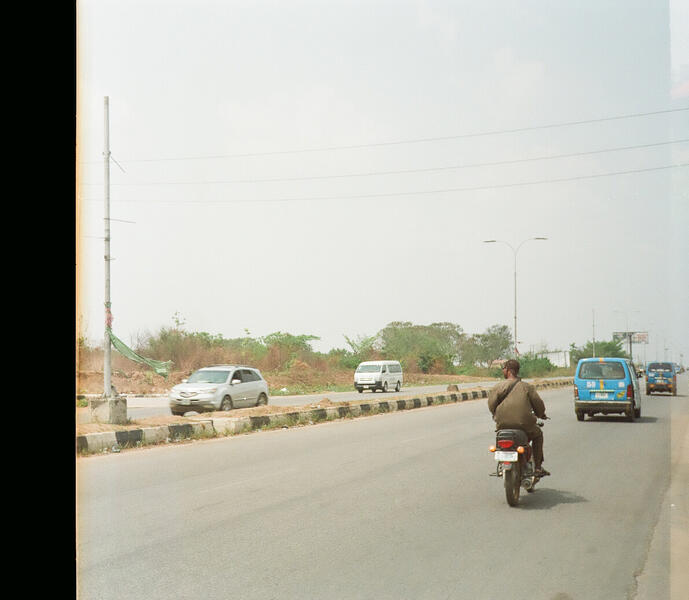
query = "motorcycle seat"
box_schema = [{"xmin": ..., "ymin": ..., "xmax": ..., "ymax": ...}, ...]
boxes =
[{"xmin": 496, "ymin": 429, "xmax": 529, "ymax": 446}]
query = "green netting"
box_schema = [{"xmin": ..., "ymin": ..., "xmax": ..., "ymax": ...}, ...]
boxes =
[{"xmin": 107, "ymin": 328, "xmax": 173, "ymax": 378}]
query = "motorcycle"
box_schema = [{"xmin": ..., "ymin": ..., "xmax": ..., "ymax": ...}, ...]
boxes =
[{"xmin": 489, "ymin": 421, "xmax": 545, "ymax": 506}]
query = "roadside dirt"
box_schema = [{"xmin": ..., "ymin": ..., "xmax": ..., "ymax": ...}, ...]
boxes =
[{"xmin": 76, "ymin": 368, "xmax": 495, "ymax": 396}]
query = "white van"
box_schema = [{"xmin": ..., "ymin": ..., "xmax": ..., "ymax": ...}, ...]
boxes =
[{"xmin": 354, "ymin": 360, "xmax": 403, "ymax": 393}]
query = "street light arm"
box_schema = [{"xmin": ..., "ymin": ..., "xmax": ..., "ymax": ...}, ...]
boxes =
[
  {"xmin": 483, "ymin": 239, "xmax": 516, "ymax": 253},
  {"xmin": 515, "ymin": 236, "xmax": 548, "ymax": 254}
]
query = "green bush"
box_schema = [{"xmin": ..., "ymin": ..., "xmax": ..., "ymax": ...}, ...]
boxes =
[
  {"xmin": 454, "ymin": 364, "xmax": 503, "ymax": 378},
  {"xmin": 518, "ymin": 355, "xmax": 556, "ymax": 378}
]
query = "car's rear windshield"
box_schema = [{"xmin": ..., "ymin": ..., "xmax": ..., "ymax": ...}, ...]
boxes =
[
  {"xmin": 356, "ymin": 365, "xmax": 381, "ymax": 372},
  {"xmin": 187, "ymin": 370, "xmax": 230, "ymax": 383},
  {"xmin": 648, "ymin": 363, "xmax": 673, "ymax": 372},
  {"xmin": 579, "ymin": 361, "xmax": 626, "ymax": 379}
]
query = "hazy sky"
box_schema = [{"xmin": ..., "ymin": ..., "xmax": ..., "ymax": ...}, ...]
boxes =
[{"xmin": 76, "ymin": 0, "xmax": 689, "ymax": 366}]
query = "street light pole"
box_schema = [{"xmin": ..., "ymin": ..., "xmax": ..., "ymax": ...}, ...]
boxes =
[
  {"xmin": 483, "ymin": 237, "xmax": 548, "ymax": 356},
  {"xmin": 512, "ymin": 249, "xmax": 517, "ymax": 357}
]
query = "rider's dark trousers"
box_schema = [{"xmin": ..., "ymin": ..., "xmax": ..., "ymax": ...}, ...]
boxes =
[{"xmin": 527, "ymin": 426, "xmax": 544, "ymax": 468}]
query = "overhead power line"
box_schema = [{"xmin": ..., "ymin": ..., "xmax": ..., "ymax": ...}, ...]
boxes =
[
  {"xmin": 83, "ymin": 162, "xmax": 688, "ymax": 204},
  {"xmin": 79, "ymin": 106, "xmax": 689, "ymax": 164},
  {"xmin": 80, "ymin": 138, "xmax": 689, "ymax": 187}
]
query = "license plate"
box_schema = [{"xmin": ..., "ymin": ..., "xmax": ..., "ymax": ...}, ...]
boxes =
[
  {"xmin": 181, "ymin": 399, "xmax": 191, "ymax": 405},
  {"xmin": 594, "ymin": 393, "xmax": 609, "ymax": 399},
  {"xmin": 495, "ymin": 451, "xmax": 518, "ymax": 461}
]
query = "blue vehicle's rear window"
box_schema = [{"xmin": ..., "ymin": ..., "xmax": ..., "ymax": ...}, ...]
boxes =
[
  {"xmin": 648, "ymin": 362, "xmax": 673, "ymax": 372},
  {"xmin": 579, "ymin": 362, "xmax": 626, "ymax": 379}
]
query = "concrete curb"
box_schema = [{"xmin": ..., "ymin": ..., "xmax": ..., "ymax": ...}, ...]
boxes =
[{"xmin": 76, "ymin": 378, "xmax": 573, "ymax": 454}]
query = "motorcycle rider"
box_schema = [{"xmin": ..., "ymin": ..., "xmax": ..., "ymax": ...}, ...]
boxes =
[{"xmin": 487, "ymin": 359, "xmax": 550, "ymax": 477}]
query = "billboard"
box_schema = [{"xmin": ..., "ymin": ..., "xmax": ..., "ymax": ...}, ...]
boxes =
[{"xmin": 613, "ymin": 331, "xmax": 649, "ymax": 344}]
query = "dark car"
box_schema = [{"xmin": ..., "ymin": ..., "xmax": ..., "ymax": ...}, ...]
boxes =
[{"xmin": 645, "ymin": 362, "xmax": 677, "ymax": 396}]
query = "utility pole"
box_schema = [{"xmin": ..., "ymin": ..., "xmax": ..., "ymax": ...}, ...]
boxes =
[
  {"xmin": 592, "ymin": 308, "xmax": 596, "ymax": 357},
  {"xmin": 104, "ymin": 96, "xmax": 112, "ymax": 398},
  {"xmin": 89, "ymin": 96, "xmax": 127, "ymax": 424}
]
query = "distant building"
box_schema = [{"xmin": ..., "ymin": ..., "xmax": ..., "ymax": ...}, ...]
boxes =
[{"xmin": 537, "ymin": 350, "xmax": 571, "ymax": 368}]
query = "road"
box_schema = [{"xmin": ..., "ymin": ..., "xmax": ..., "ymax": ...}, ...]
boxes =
[
  {"xmin": 84, "ymin": 378, "xmax": 574, "ymax": 422},
  {"xmin": 112, "ymin": 379, "xmax": 507, "ymax": 421},
  {"xmin": 76, "ymin": 377, "xmax": 688, "ymax": 599}
]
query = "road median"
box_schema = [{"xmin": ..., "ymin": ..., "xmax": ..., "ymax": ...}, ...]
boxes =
[{"xmin": 76, "ymin": 378, "xmax": 573, "ymax": 455}]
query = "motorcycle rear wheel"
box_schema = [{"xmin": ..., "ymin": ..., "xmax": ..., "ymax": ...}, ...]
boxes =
[{"xmin": 504, "ymin": 465, "xmax": 521, "ymax": 506}]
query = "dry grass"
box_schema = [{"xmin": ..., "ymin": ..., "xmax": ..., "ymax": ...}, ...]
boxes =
[{"xmin": 76, "ymin": 340, "xmax": 505, "ymax": 399}]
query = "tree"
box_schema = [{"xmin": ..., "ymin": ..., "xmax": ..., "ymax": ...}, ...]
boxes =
[
  {"xmin": 261, "ymin": 332, "xmax": 320, "ymax": 353},
  {"xmin": 328, "ymin": 334, "xmax": 380, "ymax": 368},
  {"xmin": 459, "ymin": 324, "xmax": 512, "ymax": 367},
  {"xmin": 479, "ymin": 324, "xmax": 513, "ymax": 364},
  {"xmin": 376, "ymin": 321, "xmax": 465, "ymax": 373},
  {"xmin": 569, "ymin": 339, "xmax": 629, "ymax": 365},
  {"xmin": 459, "ymin": 335, "xmax": 484, "ymax": 367},
  {"xmin": 343, "ymin": 334, "xmax": 379, "ymax": 357}
]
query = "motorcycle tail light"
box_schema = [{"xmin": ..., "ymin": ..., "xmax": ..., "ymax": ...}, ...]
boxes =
[
  {"xmin": 497, "ymin": 440, "xmax": 514, "ymax": 449},
  {"xmin": 517, "ymin": 446, "xmax": 525, "ymax": 454}
]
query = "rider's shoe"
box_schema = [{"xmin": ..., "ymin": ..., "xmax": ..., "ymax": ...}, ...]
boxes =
[{"xmin": 535, "ymin": 467, "xmax": 550, "ymax": 477}]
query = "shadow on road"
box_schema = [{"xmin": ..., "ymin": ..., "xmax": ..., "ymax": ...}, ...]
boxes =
[
  {"xmin": 519, "ymin": 487, "xmax": 588, "ymax": 510},
  {"xmin": 586, "ymin": 416, "xmax": 658, "ymax": 424}
]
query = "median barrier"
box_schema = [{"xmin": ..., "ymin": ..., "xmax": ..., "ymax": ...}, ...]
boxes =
[
  {"xmin": 76, "ymin": 378, "xmax": 573, "ymax": 454},
  {"xmin": 77, "ymin": 431, "xmax": 117, "ymax": 453},
  {"xmin": 141, "ymin": 426, "xmax": 169, "ymax": 445}
]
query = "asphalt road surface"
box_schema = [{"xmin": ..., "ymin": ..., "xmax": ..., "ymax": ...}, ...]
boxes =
[
  {"xmin": 118, "ymin": 379, "xmax": 508, "ymax": 420},
  {"xmin": 77, "ymin": 377, "xmax": 688, "ymax": 599}
]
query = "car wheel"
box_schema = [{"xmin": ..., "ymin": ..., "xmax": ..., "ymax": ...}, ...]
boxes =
[
  {"xmin": 576, "ymin": 411, "xmax": 584, "ymax": 421},
  {"xmin": 257, "ymin": 393, "xmax": 268, "ymax": 406},
  {"xmin": 171, "ymin": 409, "xmax": 186, "ymax": 417},
  {"xmin": 383, "ymin": 381, "xmax": 388, "ymax": 393},
  {"xmin": 395, "ymin": 381, "xmax": 401, "ymax": 392},
  {"xmin": 646, "ymin": 387, "xmax": 651, "ymax": 395},
  {"xmin": 635, "ymin": 406, "xmax": 641, "ymax": 418},
  {"xmin": 357, "ymin": 387, "xmax": 363, "ymax": 393},
  {"xmin": 220, "ymin": 396, "xmax": 233, "ymax": 411}
]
